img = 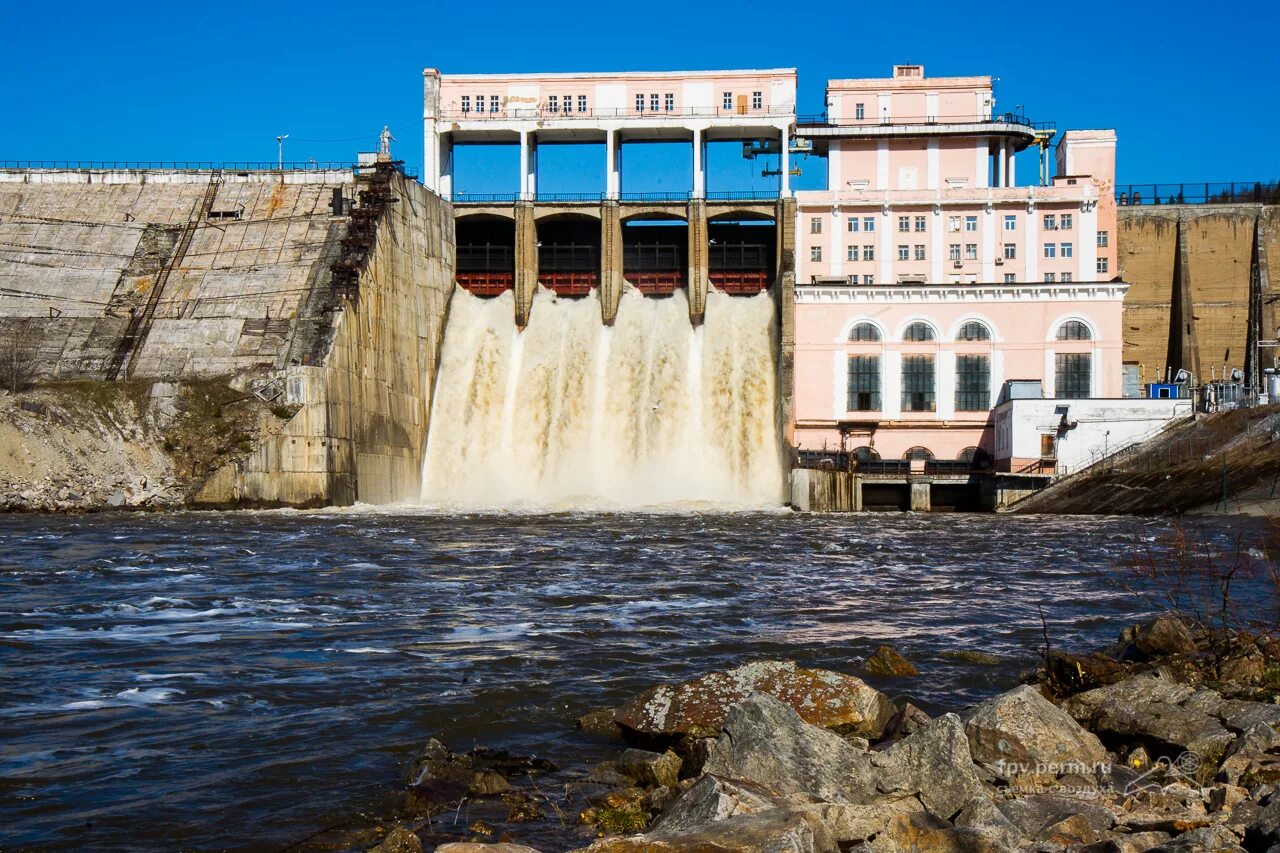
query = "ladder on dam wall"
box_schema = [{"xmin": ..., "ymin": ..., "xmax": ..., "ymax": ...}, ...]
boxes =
[{"xmin": 106, "ymin": 171, "xmax": 222, "ymax": 381}]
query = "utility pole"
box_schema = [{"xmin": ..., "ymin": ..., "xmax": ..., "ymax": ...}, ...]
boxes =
[{"xmin": 276, "ymin": 133, "xmax": 289, "ymax": 170}]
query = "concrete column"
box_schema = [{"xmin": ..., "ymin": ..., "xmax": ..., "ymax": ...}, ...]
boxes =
[
  {"xmin": 438, "ymin": 134, "xmax": 453, "ymax": 199},
  {"xmin": 853, "ymin": 475, "xmax": 864, "ymax": 512},
  {"xmin": 1008, "ymin": 148, "xmax": 1016, "ymax": 186},
  {"xmin": 600, "ymin": 200, "xmax": 623, "ymax": 325},
  {"xmin": 1167, "ymin": 214, "xmax": 1200, "ymax": 380},
  {"xmin": 692, "ymin": 128, "xmax": 705, "ymax": 199},
  {"xmin": 1247, "ymin": 214, "xmax": 1273, "ymax": 389},
  {"xmin": 780, "ymin": 127, "xmax": 791, "ymax": 198},
  {"xmin": 995, "ymin": 141, "xmax": 1006, "ymax": 188},
  {"xmin": 423, "ymin": 69, "xmax": 441, "ymax": 195},
  {"xmin": 514, "ymin": 202, "xmax": 538, "ymax": 328},
  {"xmin": 520, "ymin": 131, "xmax": 537, "ymax": 201},
  {"xmin": 606, "ymin": 129, "xmax": 620, "ymax": 200},
  {"xmin": 910, "ymin": 480, "xmax": 931, "ymax": 512},
  {"xmin": 776, "ymin": 196, "xmax": 798, "ymax": 448},
  {"xmin": 687, "ymin": 198, "xmax": 709, "ymax": 326}
]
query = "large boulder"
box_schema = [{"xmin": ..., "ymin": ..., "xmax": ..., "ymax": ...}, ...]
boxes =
[
  {"xmin": 650, "ymin": 774, "xmax": 784, "ymax": 833},
  {"xmin": 435, "ymin": 846, "xmax": 542, "ymax": 853},
  {"xmin": 869, "ymin": 713, "xmax": 987, "ymax": 820},
  {"xmin": 863, "ymin": 645, "xmax": 918, "ymax": 678},
  {"xmin": 613, "ymin": 661, "xmax": 896, "ymax": 743},
  {"xmin": 962, "ymin": 684, "xmax": 1108, "ymax": 783},
  {"xmin": 860, "ymin": 811, "xmax": 1014, "ymax": 853},
  {"xmin": 1126, "ymin": 615, "xmax": 1199, "ymax": 659},
  {"xmin": 701, "ymin": 693, "xmax": 878, "ymax": 803},
  {"xmin": 570, "ymin": 807, "xmax": 839, "ymax": 853},
  {"xmin": 616, "ymin": 749, "xmax": 681, "ymax": 788}
]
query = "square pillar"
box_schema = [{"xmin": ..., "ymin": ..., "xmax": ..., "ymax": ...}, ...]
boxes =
[
  {"xmin": 514, "ymin": 202, "xmax": 538, "ymax": 328},
  {"xmin": 687, "ymin": 199, "xmax": 709, "ymax": 326},
  {"xmin": 780, "ymin": 127, "xmax": 791, "ymax": 197},
  {"xmin": 438, "ymin": 134, "xmax": 453, "ymax": 199},
  {"xmin": 995, "ymin": 140, "xmax": 1006, "ymax": 188},
  {"xmin": 692, "ymin": 128, "xmax": 705, "ymax": 199},
  {"xmin": 600, "ymin": 200, "xmax": 623, "ymax": 325},
  {"xmin": 606, "ymin": 129, "xmax": 620, "ymax": 200},
  {"xmin": 520, "ymin": 130, "xmax": 538, "ymax": 201}
]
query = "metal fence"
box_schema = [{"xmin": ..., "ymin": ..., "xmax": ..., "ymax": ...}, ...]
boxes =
[
  {"xmin": 448, "ymin": 191, "xmax": 780, "ymax": 205},
  {"xmin": 0, "ymin": 160, "xmax": 358, "ymax": 172},
  {"xmin": 796, "ymin": 113, "xmax": 1054, "ymax": 133},
  {"xmin": 1116, "ymin": 181, "xmax": 1280, "ymax": 206}
]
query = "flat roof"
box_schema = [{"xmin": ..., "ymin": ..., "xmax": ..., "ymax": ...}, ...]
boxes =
[
  {"xmin": 432, "ymin": 68, "xmax": 796, "ymax": 81},
  {"xmin": 827, "ymin": 75, "xmax": 991, "ymax": 89}
]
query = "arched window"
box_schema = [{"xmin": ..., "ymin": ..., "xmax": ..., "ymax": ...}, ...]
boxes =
[
  {"xmin": 1056, "ymin": 320, "xmax": 1092, "ymax": 341},
  {"xmin": 957, "ymin": 321, "xmax": 991, "ymax": 342},
  {"xmin": 849, "ymin": 322, "xmax": 881, "ymax": 342},
  {"xmin": 957, "ymin": 447, "xmax": 992, "ymax": 469},
  {"xmin": 903, "ymin": 446, "xmax": 934, "ymax": 461},
  {"xmin": 852, "ymin": 446, "xmax": 880, "ymax": 464},
  {"xmin": 902, "ymin": 322, "xmax": 935, "ymax": 342}
]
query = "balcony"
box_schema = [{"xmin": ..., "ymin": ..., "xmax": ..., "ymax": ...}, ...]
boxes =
[
  {"xmin": 794, "ymin": 112, "xmax": 1053, "ymax": 147},
  {"xmin": 437, "ymin": 105, "xmax": 792, "ymax": 122}
]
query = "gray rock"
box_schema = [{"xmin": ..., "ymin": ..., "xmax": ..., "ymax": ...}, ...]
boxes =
[
  {"xmin": 617, "ymin": 748, "xmax": 681, "ymax": 788},
  {"xmin": 1129, "ymin": 615, "xmax": 1199, "ymax": 659},
  {"xmin": 1217, "ymin": 700, "xmax": 1280, "ymax": 734},
  {"xmin": 963, "ymin": 685, "xmax": 1108, "ymax": 783},
  {"xmin": 572, "ymin": 806, "xmax": 839, "ymax": 852},
  {"xmin": 1063, "ymin": 669, "xmax": 1195, "ymax": 723},
  {"xmin": 994, "ymin": 794, "xmax": 1116, "ymax": 839},
  {"xmin": 1219, "ymin": 723, "xmax": 1280, "ymax": 785},
  {"xmin": 799, "ymin": 797, "xmax": 924, "ymax": 845},
  {"xmin": 701, "ymin": 693, "xmax": 877, "ymax": 804},
  {"xmin": 650, "ymin": 774, "xmax": 784, "ymax": 833},
  {"xmin": 870, "ymin": 712, "xmax": 986, "ymax": 819},
  {"xmin": 1093, "ymin": 697, "xmax": 1235, "ymax": 762},
  {"xmin": 861, "ymin": 810, "xmax": 1014, "ymax": 852},
  {"xmin": 1146, "ymin": 825, "xmax": 1245, "ymax": 852},
  {"xmin": 953, "ymin": 795, "xmax": 1029, "ymax": 850}
]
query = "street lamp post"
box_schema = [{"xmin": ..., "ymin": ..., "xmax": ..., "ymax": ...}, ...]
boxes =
[{"xmin": 276, "ymin": 134, "xmax": 289, "ymax": 170}]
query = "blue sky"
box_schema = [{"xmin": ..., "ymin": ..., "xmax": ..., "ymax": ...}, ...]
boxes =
[{"xmin": 2, "ymin": 0, "xmax": 1273, "ymax": 194}]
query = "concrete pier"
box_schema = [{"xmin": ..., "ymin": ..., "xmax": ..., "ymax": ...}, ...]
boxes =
[
  {"xmin": 600, "ymin": 200, "xmax": 623, "ymax": 325},
  {"xmin": 514, "ymin": 201, "xmax": 538, "ymax": 328},
  {"xmin": 687, "ymin": 199, "xmax": 709, "ymax": 326}
]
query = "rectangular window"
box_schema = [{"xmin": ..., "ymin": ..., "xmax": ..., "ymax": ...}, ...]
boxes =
[
  {"xmin": 559, "ymin": 94, "xmax": 570, "ymax": 113},
  {"xmin": 578, "ymin": 95, "xmax": 588, "ymax": 113},
  {"xmin": 965, "ymin": 243, "xmax": 978, "ymax": 260},
  {"xmin": 863, "ymin": 274, "xmax": 875, "ymax": 284},
  {"xmin": 914, "ymin": 244, "xmax": 926, "ymax": 261},
  {"xmin": 810, "ymin": 246, "xmax": 822, "ymax": 262},
  {"xmin": 864, "ymin": 216, "xmax": 875, "ymax": 232},
  {"xmin": 1004, "ymin": 215, "xmax": 1017, "ymax": 231},
  {"xmin": 901, "ymin": 355, "xmax": 936, "ymax": 412},
  {"xmin": 1061, "ymin": 272, "xmax": 1073, "ymax": 282},
  {"xmin": 914, "ymin": 215, "xmax": 927, "ymax": 232},
  {"xmin": 636, "ymin": 94, "xmax": 645, "ymax": 112},
  {"xmin": 1044, "ymin": 214, "xmax": 1057, "ymax": 230},
  {"xmin": 948, "ymin": 215, "xmax": 960, "ymax": 232},
  {"xmin": 1061, "ymin": 242, "xmax": 1073, "ymax": 258},
  {"xmin": 898, "ymin": 245, "xmax": 910, "ymax": 261},
  {"xmin": 855, "ymin": 102, "xmax": 865, "ymax": 120},
  {"xmin": 1004, "ymin": 273, "xmax": 1016, "ymax": 283},
  {"xmin": 723, "ymin": 92, "xmax": 733, "ymax": 110},
  {"xmin": 1044, "ymin": 272, "xmax": 1057, "ymax": 282},
  {"xmin": 965, "ymin": 215, "xmax": 978, "ymax": 232},
  {"xmin": 1003, "ymin": 243, "xmax": 1016, "ymax": 260},
  {"xmin": 650, "ymin": 94, "xmax": 660, "ymax": 112},
  {"xmin": 847, "ymin": 355, "xmax": 881, "ymax": 411},
  {"xmin": 490, "ymin": 95, "xmax": 500, "ymax": 113},
  {"xmin": 847, "ymin": 245, "xmax": 857, "ymax": 261},
  {"xmin": 461, "ymin": 95, "xmax": 471, "ymax": 113},
  {"xmin": 847, "ymin": 218, "xmax": 859, "ymax": 232},
  {"xmin": 1097, "ymin": 230, "xmax": 1109, "ymax": 248},
  {"xmin": 1044, "ymin": 243, "xmax": 1057, "ymax": 258},
  {"xmin": 863, "ymin": 245, "xmax": 875, "ymax": 261},
  {"xmin": 665, "ymin": 93, "xmax": 674, "ymax": 111},
  {"xmin": 810, "ymin": 217, "xmax": 822, "ymax": 234},
  {"xmin": 1097, "ymin": 257, "xmax": 1109, "ymax": 274},
  {"xmin": 955, "ymin": 354, "xmax": 990, "ymax": 411},
  {"xmin": 898, "ymin": 215, "xmax": 910, "ymax": 232},
  {"xmin": 751, "ymin": 91, "xmax": 762, "ymax": 110},
  {"xmin": 548, "ymin": 95, "xmax": 558, "ymax": 112},
  {"xmin": 948, "ymin": 243, "xmax": 961, "ymax": 261},
  {"xmin": 1056, "ymin": 353, "xmax": 1092, "ymax": 399},
  {"xmin": 1060, "ymin": 213, "xmax": 1073, "ymax": 229}
]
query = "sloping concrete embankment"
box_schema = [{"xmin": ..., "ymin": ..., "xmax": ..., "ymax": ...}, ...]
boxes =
[{"xmin": 0, "ymin": 165, "xmax": 455, "ymax": 509}]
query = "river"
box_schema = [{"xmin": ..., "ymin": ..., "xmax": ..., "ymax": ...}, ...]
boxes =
[{"xmin": 0, "ymin": 510, "xmax": 1262, "ymax": 851}]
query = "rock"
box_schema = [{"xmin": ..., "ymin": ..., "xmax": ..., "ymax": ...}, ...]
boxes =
[
  {"xmin": 870, "ymin": 713, "xmax": 986, "ymax": 819},
  {"xmin": 1219, "ymin": 723, "xmax": 1280, "ymax": 785},
  {"xmin": 1038, "ymin": 811, "xmax": 1103, "ymax": 845},
  {"xmin": 650, "ymin": 774, "xmax": 783, "ymax": 833},
  {"xmin": 1216, "ymin": 700, "xmax": 1280, "ymax": 734},
  {"xmin": 577, "ymin": 707, "xmax": 621, "ymax": 737},
  {"xmin": 800, "ymin": 797, "xmax": 924, "ymax": 846},
  {"xmin": 1244, "ymin": 795, "xmax": 1280, "ymax": 849},
  {"xmin": 953, "ymin": 795, "xmax": 1029, "ymax": 850},
  {"xmin": 1044, "ymin": 650, "xmax": 1132, "ymax": 696},
  {"xmin": 367, "ymin": 827, "xmax": 422, "ymax": 853},
  {"xmin": 404, "ymin": 739, "xmax": 534, "ymax": 809},
  {"xmin": 942, "ymin": 650, "xmax": 1004, "ymax": 666},
  {"xmin": 616, "ymin": 748, "xmax": 681, "ymax": 788},
  {"xmin": 962, "ymin": 684, "xmax": 1108, "ymax": 784},
  {"xmin": 106, "ymin": 492, "xmax": 125, "ymax": 507},
  {"xmin": 436, "ymin": 846, "xmax": 543, "ymax": 853},
  {"xmin": 507, "ymin": 801, "xmax": 545, "ymax": 822},
  {"xmin": 585, "ymin": 761, "xmax": 634, "ymax": 789},
  {"xmin": 613, "ymin": 661, "xmax": 896, "ymax": 743},
  {"xmin": 1209, "ymin": 783, "xmax": 1250, "ymax": 812},
  {"xmin": 994, "ymin": 794, "xmax": 1116, "ymax": 839},
  {"xmin": 865, "ymin": 811, "xmax": 1012, "ymax": 853},
  {"xmin": 571, "ymin": 807, "xmax": 839, "ymax": 852},
  {"xmin": 701, "ymin": 692, "xmax": 877, "ymax": 804},
  {"xmin": 469, "ymin": 769, "xmax": 512, "ymax": 795},
  {"xmin": 881, "ymin": 702, "xmax": 931, "ymax": 742},
  {"xmin": 586, "ymin": 787, "xmax": 647, "ymax": 811},
  {"xmin": 1129, "ymin": 615, "xmax": 1199, "ymax": 659},
  {"xmin": 1146, "ymin": 825, "xmax": 1246, "ymax": 851},
  {"xmin": 864, "ymin": 645, "xmax": 918, "ymax": 677}
]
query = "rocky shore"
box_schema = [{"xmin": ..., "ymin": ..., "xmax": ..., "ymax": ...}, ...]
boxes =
[{"xmin": 347, "ymin": 616, "xmax": 1280, "ymax": 853}]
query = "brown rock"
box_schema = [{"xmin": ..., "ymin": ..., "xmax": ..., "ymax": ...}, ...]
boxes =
[
  {"xmin": 616, "ymin": 748, "xmax": 681, "ymax": 788},
  {"xmin": 367, "ymin": 827, "xmax": 422, "ymax": 853},
  {"xmin": 1129, "ymin": 615, "xmax": 1198, "ymax": 659},
  {"xmin": 435, "ymin": 846, "xmax": 543, "ymax": 853},
  {"xmin": 577, "ymin": 707, "xmax": 621, "ymax": 737},
  {"xmin": 570, "ymin": 807, "xmax": 838, "ymax": 852},
  {"xmin": 864, "ymin": 645, "xmax": 919, "ymax": 678},
  {"xmin": 613, "ymin": 660, "xmax": 896, "ymax": 742},
  {"xmin": 882, "ymin": 702, "xmax": 932, "ymax": 741},
  {"xmin": 875, "ymin": 811, "xmax": 1010, "ymax": 852}
]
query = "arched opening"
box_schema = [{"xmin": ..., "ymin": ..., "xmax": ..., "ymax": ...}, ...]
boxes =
[
  {"xmin": 956, "ymin": 321, "xmax": 992, "ymax": 342},
  {"xmin": 849, "ymin": 322, "xmax": 882, "ymax": 342},
  {"xmin": 708, "ymin": 213, "xmax": 775, "ymax": 295},
  {"xmin": 1056, "ymin": 320, "xmax": 1092, "ymax": 341},
  {"xmin": 957, "ymin": 446, "xmax": 992, "ymax": 470},
  {"xmin": 902, "ymin": 322, "xmax": 936, "ymax": 342},
  {"xmin": 455, "ymin": 215, "xmax": 515, "ymax": 296},
  {"xmin": 902, "ymin": 446, "xmax": 934, "ymax": 461},
  {"xmin": 622, "ymin": 215, "xmax": 687, "ymax": 296},
  {"xmin": 536, "ymin": 214, "xmax": 599, "ymax": 297},
  {"xmin": 852, "ymin": 446, "xmax": 880, "ymax": 464}
]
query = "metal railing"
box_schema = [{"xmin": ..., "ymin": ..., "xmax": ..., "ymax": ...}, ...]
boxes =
[
  {"xmin": 0, "ymin": 160, "xmax": 357, "ymax": 171},
  {"xmin": 438, "ymin": 106, "xmax": 791, "ymax": 121},
  {"xmin": 449, "ymin": 191, "xmax": 780, "ymax": 205},
  {"xmin": 1116, "ymin": 181, "xmax": 1280, "ymax": 206},
  {"xmin": 795, "ymin": 113, "xmax": 1053, "ymax": 133}
]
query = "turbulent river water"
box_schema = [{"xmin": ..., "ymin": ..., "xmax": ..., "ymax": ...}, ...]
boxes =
[{"xmin": 1, "ymin": 509, "xmax": 1265, "ymax": 852}]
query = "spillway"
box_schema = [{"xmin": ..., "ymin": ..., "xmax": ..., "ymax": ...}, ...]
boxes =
[{"xmin": 420, "ymin": 287, "xmax": 785, "ymax": 508}]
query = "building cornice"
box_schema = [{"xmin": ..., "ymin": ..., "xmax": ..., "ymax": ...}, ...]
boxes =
[
  {"xmin": 437, "ymin": 68, "xmax": 797, "ymax": 82},
  {"xmin": 795, "ymin": 282, "xmax": 1129, "ymax": 303}
]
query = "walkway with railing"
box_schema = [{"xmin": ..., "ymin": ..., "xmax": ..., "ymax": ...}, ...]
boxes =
[
  {"xmin": 795, "ymin": 112, "xmax": 1054, "ymax": 133},
  {"xmin": 1116, "ymin": 181, "xmax": 1280, "ymax": 206},
  {"xmin": 448, "ymin": 190, "xmax": 781, "ymax": 204}
]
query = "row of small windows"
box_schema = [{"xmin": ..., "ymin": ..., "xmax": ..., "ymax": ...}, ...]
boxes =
[
  {"xmin": 721, "ymin": 91, "xmax": 765, "ymax": 110},
  {"xmin": 635, "ymin": 93, "xmax": 676, "ymax": 112},
  {"xmin": 460, "ymin": 95, "xmax": 503, "ymax": 113},
  {"xmin": 848, "ymin": 320, "xmax": 1089, "ymax": 343},
  {"xmin": 852, "ymin": 446, "xmax": 992, "ymax": 465},
  {"xmin": 846, "ymin": 351, "xmax": 1092, "ymax": 412},
  {"xmin": 815, "ymin": 215, "xmax": 1107, "ymax": 243}
]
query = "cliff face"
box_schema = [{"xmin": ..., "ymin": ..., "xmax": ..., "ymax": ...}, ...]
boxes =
[{"xmin": 0, "ymin": 165, "xmax": 455, "ymax": 510}]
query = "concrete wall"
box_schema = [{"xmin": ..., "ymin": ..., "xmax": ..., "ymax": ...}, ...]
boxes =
[{"xmin": 1118, "ymin": 205, "xmax": 1278, "ymax": 386}]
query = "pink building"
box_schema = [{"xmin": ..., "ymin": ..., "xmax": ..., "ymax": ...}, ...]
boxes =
[{"xmin": 792, "ymin": 65, "xmax": 1123, "ymax": 470}]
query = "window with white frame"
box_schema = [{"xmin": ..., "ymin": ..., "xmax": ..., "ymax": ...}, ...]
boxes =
[
  {"xmin": 548, "ymin": 95, "xmax": 559, "ymax": 112},
  {"xmin": 1055, "ymin": 352, "xmax": 1091, "ymax": 399},
  {"xmin": 847, "ymin": 355, "xmax": 881, "ymax": 411},
  {"xmin": 847, "ymin": 245, "xmax": 857, "ymax": 261},
  {"xmin": 1044, "ymin": 272, "xmax": 1056, "ymax": 282},
  {"xmin": 948, "ymin": 216, "xmax": 960, "ymax": 231},
  {"xmin": 948, "ymin": 243, "xmax": 961, "ymax": 261},
  {"xmin": 955, "ymin": 354, "xmax": 991, "ymax": 411},
  {"xmin": 898, "ymin": 216, "xmax": 910, "ymax": 232},
  {"xmin": 461, "ymin": 95, "xmax": 471, "ymax": 113},
  {"xmin": 901, "ymin": 354, "xmax": 936, "ymax": 412},
  {"xmin": 1097, "ymin": 230, "xmax": 1109, "ymax": 248},
  {"xmin": 665, "ymin": 93, "xmax": 674, "ymax": 111},
  {"xmin": 1044, "ymin": 214, "xmax": 1057, "ymax": 230},
  {"xmin": 810, "ymin": 217, "xmax": 822, "ymax": 234},
  {"xmin": 1003, "ymin": 243, "xmax": 1016, "ymax": 259},
  {"xmin": 863, "ymin": 274, "xmax": 875, "ymax": 284},
  {"xmin": 1062, "ymin": 272, "xmax": 1073, "ymax": 282},
  {"xmin": 1097, "ymin": 257, "xmax": 1109, "ymax": 274},
  {"xmin": 855, "ymin": 102, "xmax": 865, "ymax": 120},
  {"xmin": 751, "ymin": 91, "xmax": 762, "ymax": 110},
  {"xmin": 1004, "ymin": 214, "xmax": 1017, "ymax": 231},
  {"xmin": 723, "ymin": 92, "xmax": 733, "ymax": 110},
  {"xmin": 848, "ymin": 218, "xmax": 859, "ymax": 232},
  {"xmin": 1044, "ymin": 243, "xmax": 1057, "ymax": 258},
  {"xmin": 965, "ymin": 215, "xmax": 978, "ymax": 232},
  {"xmin": 965, "ymin": 243, "xmax": 977, "ymax": 260},
  {"xmin": 489, "ymin": 95, "xmax": 500, "ymax": 113},
  {"xmin": 811, "ymin": 246, "xmax": 822, "ymax": 262},
  {"xmin": 650, "ymin": 94, "xmax": 660, "ymax": 112},
  {"xmin": 957, "ymin": 320, "xmax": 991, "ymax": 341},
  {"xmin": 635, "ymin": 94, "xmax": 645, "ymax": 112},
  {"xmin": 1060, "ymin": 213, "xmax": 1073, "ymax": 229},
  {"xmin": 1004, "ymin": 273, "xmax": 1016, "ymax": 283},
  {"xmin": 864, "ymin": 216, "xmax": 876, "ymax": 232},
  {"xmin": 914, "ymin": 215, "xmax": 927, "ymax": 232},
  {"xmin": 863, "ymin": 245, "xmax": 875, "ymax": 261},
  {"xmin": 1061, "ymin": 242, "xmax": 1073, "ymax": 258},
  {"xmin": 561, "ymin": 94, "xmax": 571, "ymax": 113},
  {"xmin": 914, "ymin": 244, "xmax": 926, "ymax": 260},
  {"xmin": 898, "ymin": 245, "xmax": 910, "ymax": 261},
  {"xmin": 578, "ymin": 95, "xmax": 588, "ymax": 113}
]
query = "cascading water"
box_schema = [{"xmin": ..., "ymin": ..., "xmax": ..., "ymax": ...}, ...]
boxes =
[{"xmin": 420, "ymin": 286, "xmax": 785, "ymax": 508}]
